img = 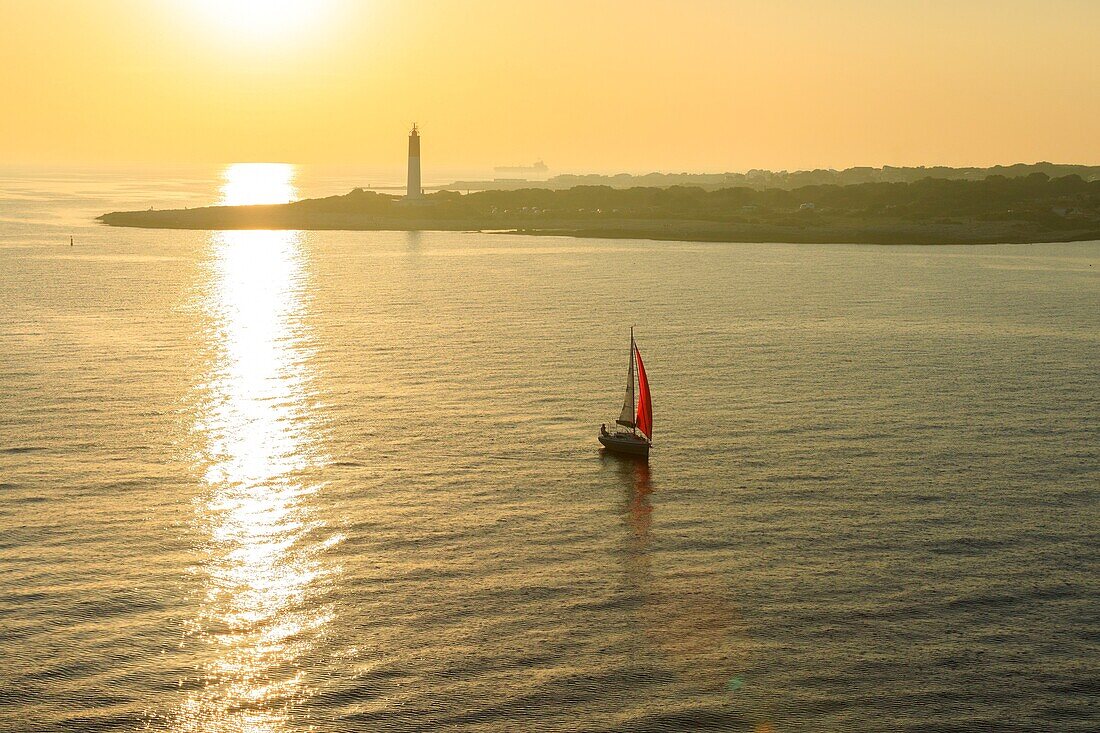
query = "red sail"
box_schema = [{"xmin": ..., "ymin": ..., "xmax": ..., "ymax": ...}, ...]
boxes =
[{"xmin": 634, "ymin": 343, "xmax": 653, "ymax": 440}]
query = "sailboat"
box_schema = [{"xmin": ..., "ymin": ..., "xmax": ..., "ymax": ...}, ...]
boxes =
[{"xmin": 598, "ymin": 327, "xmax": 653, "ymax": 458}]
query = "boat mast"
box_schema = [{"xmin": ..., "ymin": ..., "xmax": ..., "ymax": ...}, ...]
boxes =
[
  {"xmin": 616, "ymin": 326, "xmax": 636, "ymax": 430},
  {"xmin": 630, "ymin": 326, "xmax": 636, "ymax": 435}
]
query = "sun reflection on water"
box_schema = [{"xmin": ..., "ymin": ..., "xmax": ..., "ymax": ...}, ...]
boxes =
[{"xmin": 177, "ymin": 164, "xmax": 336, "ymax": 732}]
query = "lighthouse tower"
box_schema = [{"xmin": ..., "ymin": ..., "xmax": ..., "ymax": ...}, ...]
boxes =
[{"xmin": 406, "ymin": 124, "xmax": 422, "ymax": 199}]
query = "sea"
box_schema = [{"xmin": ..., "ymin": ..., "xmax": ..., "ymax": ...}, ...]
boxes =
[{"xmin": 1, "ymin": 164, "xmax": 1097, "ymax": 732}]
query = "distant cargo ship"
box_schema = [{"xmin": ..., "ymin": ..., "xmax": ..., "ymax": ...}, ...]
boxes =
[{"xmin": 494, "ymin": 160, "xmax": 549, "ymax": 174}]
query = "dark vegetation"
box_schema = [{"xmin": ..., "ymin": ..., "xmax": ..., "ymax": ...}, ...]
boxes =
[{"xmin": 426, "ymin": 172, "xmax": 1100, "ymax": 224}]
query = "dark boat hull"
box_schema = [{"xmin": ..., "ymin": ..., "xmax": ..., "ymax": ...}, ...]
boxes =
[{"xmin": 598, "ymin": 432, "xmax": 651, "ymax": 457}]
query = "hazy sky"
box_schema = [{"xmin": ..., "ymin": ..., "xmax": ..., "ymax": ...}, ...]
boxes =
[{"xmin": 2, "ymin": 0, "xmax": 1098, "ymax": 171}]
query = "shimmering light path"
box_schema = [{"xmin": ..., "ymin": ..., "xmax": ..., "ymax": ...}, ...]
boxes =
[{"xmin": 177, "ymin": 165, "xmax": 336, "ymax": 731}]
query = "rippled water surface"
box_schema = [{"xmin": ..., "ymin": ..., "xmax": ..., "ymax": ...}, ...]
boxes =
[{"xmin": 1, "ymin": 167, "xmax": 1098, "ymax": 732}]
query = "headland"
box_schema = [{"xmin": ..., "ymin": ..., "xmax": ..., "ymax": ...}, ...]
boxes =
[{"xmin": 99, "ymin": 169, "xmax": 1100, "ymax": 245}]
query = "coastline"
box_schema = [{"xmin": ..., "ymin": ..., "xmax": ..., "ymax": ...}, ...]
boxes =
[
  {"xmin": 97, "ymin": 175, "xmax": 1100, "ymax": 246},
  {"xmin": 97, "ymin": 208, "xmax": 1100, "ymax": 246}
]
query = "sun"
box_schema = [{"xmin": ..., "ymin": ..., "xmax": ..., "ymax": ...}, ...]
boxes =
[{"xmin": 187, "ymin": 0, "xmax": 331, "ymax": 43}]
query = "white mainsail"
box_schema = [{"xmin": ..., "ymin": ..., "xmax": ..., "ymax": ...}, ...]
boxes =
[{"xmin": 616, "ymin": 332, "xmax": 635, "ymax": 427}]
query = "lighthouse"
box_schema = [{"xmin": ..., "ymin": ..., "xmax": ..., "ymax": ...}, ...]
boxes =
[{"xmin": 406, "ymin": 124, "xmax": 422, "ymax": 199}]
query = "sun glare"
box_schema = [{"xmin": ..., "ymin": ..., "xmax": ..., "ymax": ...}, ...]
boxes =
[
  {"xmin": 188, "ymin": 0, "xmax": 330, "ymax": 42},
  {"xmin": 220, "ymin": 163, "xmax": 297, "ymax": 206}
]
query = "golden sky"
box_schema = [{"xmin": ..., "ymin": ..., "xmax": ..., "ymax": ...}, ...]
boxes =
[{"xmin": 2, "ymin": 0, "xmax": 1098, "ymax": 170}]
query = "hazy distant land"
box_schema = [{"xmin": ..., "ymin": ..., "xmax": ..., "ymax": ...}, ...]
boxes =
[
  {"xmin": 100, "ymin": 166, "xmax": 1100, "ymax": 245},
  {"xmin": 443, "ymin": 162, "xmax": 1100, "ymax": 192}
]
